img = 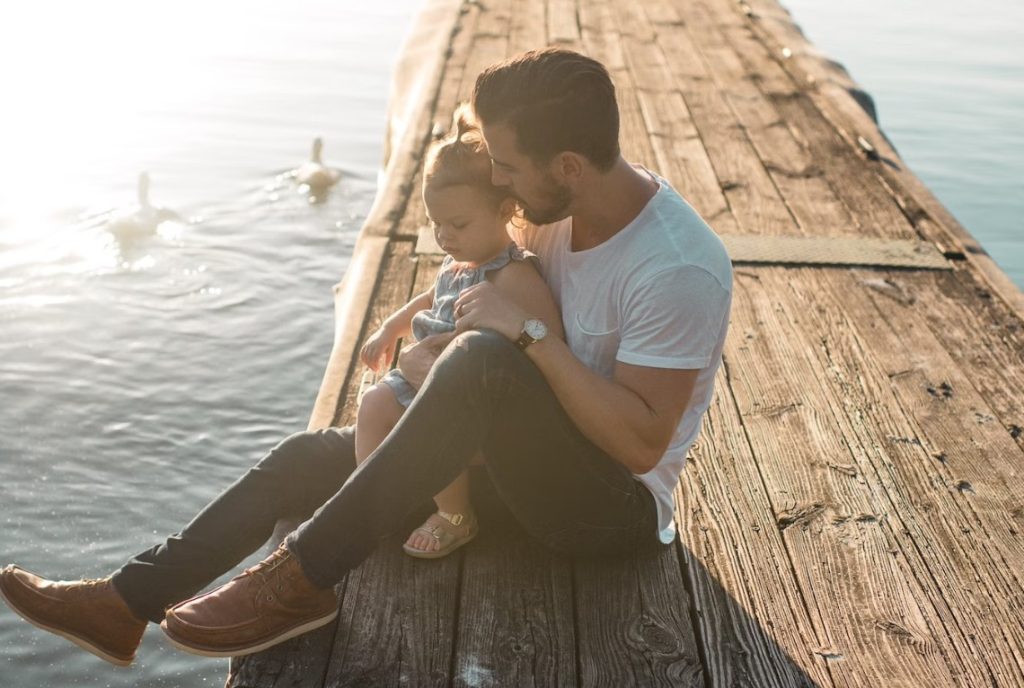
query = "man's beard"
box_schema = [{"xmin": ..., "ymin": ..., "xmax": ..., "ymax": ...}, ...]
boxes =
[{"xmin": 517, "ymin": 177, "xmax": 572, "ymax": 225}]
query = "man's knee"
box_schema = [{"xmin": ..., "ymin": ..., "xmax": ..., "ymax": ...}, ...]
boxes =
[{"xmin": 438, "ymin": 329, "xmax": 518, "ymax": 373}]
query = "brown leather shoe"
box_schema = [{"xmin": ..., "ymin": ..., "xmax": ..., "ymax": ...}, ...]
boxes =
[
  {"xmin": 160, "ymin": 544, "xmax": 337, "ymax": 658},
  {"xmin": 0, "ymin": 565, "xmax": 147, "ymax": 666}
]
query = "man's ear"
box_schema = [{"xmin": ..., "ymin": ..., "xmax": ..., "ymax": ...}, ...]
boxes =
[{"xmin": 553, "ymin": 151, "xmax": 585, "ymax": 183}]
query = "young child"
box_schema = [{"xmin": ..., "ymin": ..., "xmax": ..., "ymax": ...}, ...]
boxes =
[{"xmin": 356, "ymin": 105, "xmax": 563, "ymax": 559}]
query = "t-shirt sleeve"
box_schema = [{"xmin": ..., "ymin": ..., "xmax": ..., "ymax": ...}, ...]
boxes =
[{"xmin": 616, "ymin": 266, "xmax": 731, "ymax": 370}]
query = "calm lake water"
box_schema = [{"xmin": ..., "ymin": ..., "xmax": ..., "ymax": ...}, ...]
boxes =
[
  {"xmin": 1, "ymin": 1, "xmax": 1021, "ymax": 686},
  {"xmin": 781, "ymin": 0, "xmax": 1024, "ymax": 288},
  {"xmin": 0, "ymin": 1, "xmax": 420, "ymax": 686}
]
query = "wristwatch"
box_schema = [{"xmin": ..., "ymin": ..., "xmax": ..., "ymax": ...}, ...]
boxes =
[{"xmin": 514, "ymin": 318, "xmax": 548, "ymax": 351}]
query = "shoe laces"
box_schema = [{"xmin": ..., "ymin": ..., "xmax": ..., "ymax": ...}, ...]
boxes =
[
  {"xmin": 68, "ymin": 577, "xmax": 108, "ymax": 597},
  {"xmin": 241, "ymin": 546, "xmax": 290, "ymax": 586}
]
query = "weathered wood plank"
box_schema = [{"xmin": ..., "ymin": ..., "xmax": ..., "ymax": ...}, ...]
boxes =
[
  {"xmin": 322, "ymin": 533, "xmax": 461, "ymax": 687},
  {"xmin": 508, "ymin": 0, "xmax": 546, "ymax": 56},
  {"xmin": 645, "ymin": 0, "xmax": 851, "ymax": 238},
  {"xmin": 227, "ymin": 622, "xmax": 339, "ymax": 688},
  {"xmin": 918, "ymin": 269, "xmax": 1024, "ymax": 451},
  {"xmin": 679, "ymin": 385, "xmax": 835, "ymax": 686},
  {"xmin": 574, "ymin": 549, "xmax": 704, "ymax": 686},
  {"xmin": 667, "ymin": 4, "xmax": 1024, "ymax": 683},
  {"xmin": 457, "ymin": 0, "xmax": 512, "ymax": 104},
  {"xmin": 725, "ymin": 269, "xmax": 973, "ymax": 686},
  {"xmin": 629, "ymin": 27, "xmax": 796, "ymax": 236},
  {"xmin": 578, "ymin": 0, "xmax": 659, "ymax": 172},
  {"xmin": 547, "ymin": 0, "xmax": 581, "ymax": 47},
  {"xmin": 608, "ymin": 9, "xmax": 732, "ymax": 229},
  {"xmin": 760, "ymin": 265, "xmax": 1024, "ymax": 684},
  {"xmin": 691, "ymin": 0, "xmax": 917, "ymax": 241},
  {"xmin": 573, "ymin": 4, "xmax": 706, "ymax": 685},
  {"xmin": 741, "ymin": 0, "xmax": 1024, "ymax": 314},
  {"xmin": 454, "ymin": 523, "xmax": 577, "ymax": 687},
  {"xmin": 617, "ymin": 3, "xmax": 989, "ymax": 682}
]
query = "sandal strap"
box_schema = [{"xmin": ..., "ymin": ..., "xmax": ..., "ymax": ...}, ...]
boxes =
[{"xmin": 437, "ymin": 510, "xmax": 470, "ymax": 527}]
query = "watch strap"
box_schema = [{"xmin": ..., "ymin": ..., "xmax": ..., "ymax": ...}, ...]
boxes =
[{"xmin": 514, "ymin": 330, "xmax": 537, "ymax": 351}]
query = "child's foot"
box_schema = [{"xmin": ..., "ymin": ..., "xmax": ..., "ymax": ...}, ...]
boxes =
[{"xmin": 402, "ymin": 510, "xmax": 478, "ymax": 559}]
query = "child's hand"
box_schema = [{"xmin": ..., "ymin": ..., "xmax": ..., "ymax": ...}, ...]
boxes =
[{"xmin": 360, "ymin": 325, "xmax": 398, "ymax": 373}]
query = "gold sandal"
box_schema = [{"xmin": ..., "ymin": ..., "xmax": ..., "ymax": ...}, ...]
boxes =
[{"xmin": 402, "ymin": 510, "xmax": 479, "ymax": 559}]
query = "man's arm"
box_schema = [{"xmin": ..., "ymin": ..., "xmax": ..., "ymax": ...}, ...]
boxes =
[
  {"xmin": 527, "ymin": 338, "xmax": 697, "ymax": 474},
  {"xmin": 453, "ymin": 282, "xmax": 699, "ymax": 474}
]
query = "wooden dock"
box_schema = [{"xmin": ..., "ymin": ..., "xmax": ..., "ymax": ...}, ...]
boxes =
[{"xmin": 227, "ymin": 0, "xmax": 1024, "ymax": 685}]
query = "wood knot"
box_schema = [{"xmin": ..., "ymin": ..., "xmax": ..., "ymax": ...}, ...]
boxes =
[{"xmin": 638, "ymin": 620, "xmax": 678, "ymax": 654}]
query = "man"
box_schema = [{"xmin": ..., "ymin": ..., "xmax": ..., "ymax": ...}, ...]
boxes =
[{"xmin": 0, "ymin": 48, "xmax": 731, "ymax": 663}]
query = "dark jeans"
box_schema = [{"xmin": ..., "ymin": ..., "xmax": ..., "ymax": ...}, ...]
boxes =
[{"xmin": 112, "ymin": 330, "xmax": 662, "ymax": 623}]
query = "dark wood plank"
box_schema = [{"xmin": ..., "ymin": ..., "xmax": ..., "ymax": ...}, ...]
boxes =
[
  {"xmin": 322, "ymin": 534, "xmax": 461, "ymax": 687},
  {"xmin": 227, "ymin": 622, "xmax": 339, "ymax": 688},
  {"xmin": 574, "ymin": 548, "xmax": 704, "ymax": 686},
  {"xmin": 454, "ymin": 521, "xmax": 577, "ymax": 687}
]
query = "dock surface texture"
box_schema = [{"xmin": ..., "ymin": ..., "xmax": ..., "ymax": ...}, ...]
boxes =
[{"xmin": 227, "ymin": 0, "xmax": 1024, "ymax": 685}]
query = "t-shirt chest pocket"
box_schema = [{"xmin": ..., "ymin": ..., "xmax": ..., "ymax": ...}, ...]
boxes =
[{"xmin": 569, "ymin": 311, "xmax": 620, "ymax": 379}]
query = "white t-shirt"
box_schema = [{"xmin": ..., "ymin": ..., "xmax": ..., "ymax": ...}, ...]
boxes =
[{"xmin": 510, "ymin": 165, "xmax": 732, "ymax": 544}]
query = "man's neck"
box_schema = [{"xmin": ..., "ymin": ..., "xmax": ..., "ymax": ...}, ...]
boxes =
[{"xmin": 569, "ymin": 158, "xmax": 659, "ymax": 252}]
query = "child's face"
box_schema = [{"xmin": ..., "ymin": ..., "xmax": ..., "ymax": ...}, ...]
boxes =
[{"xmin": 423, "ymin": 183, "xmax": 511, "ymax": 265}]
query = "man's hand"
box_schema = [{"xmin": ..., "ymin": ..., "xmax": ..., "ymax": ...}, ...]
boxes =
[
  {"xmin": 453, "ymin": 282, "xmax": 527, "ymax": 341},
  {"xmin": 397, "ymin": 331, "xmax": 457, "ymax": 389}
]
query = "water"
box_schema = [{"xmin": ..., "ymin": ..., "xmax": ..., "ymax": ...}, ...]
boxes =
[
  {"xmin": 0, "ymin": 1, "xmax": 420, "ymax": 686},
  {"xmin": 781, "ymin": 0, "xmax": 1024, "ymax": 289}
]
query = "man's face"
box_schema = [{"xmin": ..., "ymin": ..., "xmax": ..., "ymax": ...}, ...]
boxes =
[{"xmin": 480, "ymin": 122, "xmax": 573, "ymax": 226}]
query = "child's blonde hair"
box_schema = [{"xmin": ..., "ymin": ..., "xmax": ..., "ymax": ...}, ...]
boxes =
[{"xmin": 423, "ymin": 103, "xmax": 509, "ymax": 209}]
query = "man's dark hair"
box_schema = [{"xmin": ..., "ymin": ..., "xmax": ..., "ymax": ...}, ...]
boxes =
[{"xmin": 472, "ymin": 48, "xmax": 620, "ymax": 171}]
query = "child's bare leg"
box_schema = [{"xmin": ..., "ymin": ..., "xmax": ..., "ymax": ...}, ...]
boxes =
[
  {"xmin": 405, "ymin": 455, "xmax": 479, "ymax": 554},
  {"xmin": 355, "ymin": 384, "xmax": 404, "ymax": 465}
]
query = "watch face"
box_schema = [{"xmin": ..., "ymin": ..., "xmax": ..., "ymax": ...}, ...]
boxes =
[{"xmin": 524, "ymin": 318, "xmax": 547, "ymax": 340}]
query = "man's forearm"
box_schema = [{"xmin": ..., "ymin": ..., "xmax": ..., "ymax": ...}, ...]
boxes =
[{"xmin": 523, "ymin": 337, "xmax": 669, "ymax": 474}]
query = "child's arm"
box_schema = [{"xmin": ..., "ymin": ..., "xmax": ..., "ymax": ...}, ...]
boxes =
[{"xmin": 360, "ymin": 288, "xmax": 433, "ymax": 372}]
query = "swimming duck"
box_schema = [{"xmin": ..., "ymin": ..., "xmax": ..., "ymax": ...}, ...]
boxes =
[
  {"xmin": 295, "ymin": 137, "xmax": 342, "ymax": 191},
  {"xmin": 106, "ymin": 172, "xmax": 181, "ymax": 240}
]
